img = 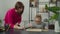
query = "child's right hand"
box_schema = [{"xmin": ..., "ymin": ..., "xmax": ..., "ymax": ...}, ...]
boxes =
[
  {"xmin": 29, "ymin": 23, "xmax": 32, "ymax": 28},
  {"xmin": 14, "ymin": 25, "xmax": 20, "ymax": 29},
  {"xmin": 14, "ymin": 25, "xmax": 25, "ymax": 29}
]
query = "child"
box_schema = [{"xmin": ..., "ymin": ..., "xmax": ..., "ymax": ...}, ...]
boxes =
[{"xmin": 25, "ymin": 14, "xmax": 48, "ymax": 29}]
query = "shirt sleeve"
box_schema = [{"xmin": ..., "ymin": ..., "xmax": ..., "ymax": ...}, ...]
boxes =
[{"xmin": 6, "ymin": 10, "xmax": 14, "ymax": 28}]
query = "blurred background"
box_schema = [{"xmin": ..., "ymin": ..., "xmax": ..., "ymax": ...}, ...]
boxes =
[{"xmin": 0, "ymin": 0, "xmax": 60, "ymax": 30}]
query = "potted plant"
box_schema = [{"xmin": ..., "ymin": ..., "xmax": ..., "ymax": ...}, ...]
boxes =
[
  {"xmin": 45, "ymin": 5, "xmax": 60, "ymax": 32},
  {"xmin": 47, "ymin": 6, "xmax": 60, "ymax": 25},
  {"xmin": 0, "ymin": 19, "xmax": 5, "ymax": 32},
  {"xmin": 0, "ymin": 19, "xmax": 2, "ymax": 27}
]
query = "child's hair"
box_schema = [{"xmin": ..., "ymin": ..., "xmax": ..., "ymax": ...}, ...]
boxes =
[
  {"xmin": 35, "ymin": 14, "xmax": 42, "ymax": 19},
  {"xmin": 15, "ymin": 1, "xmax": 24, "ymax": 10}
]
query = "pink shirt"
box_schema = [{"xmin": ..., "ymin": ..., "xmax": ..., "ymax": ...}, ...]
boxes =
[{"xmin": 4, "ymin": 8, "xmax": 22, "ymax": 28}]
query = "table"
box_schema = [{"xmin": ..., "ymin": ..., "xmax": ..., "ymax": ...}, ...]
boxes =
[{"xmin": 0, "ymin": 29, "xmax": 60, "ymax": 34}]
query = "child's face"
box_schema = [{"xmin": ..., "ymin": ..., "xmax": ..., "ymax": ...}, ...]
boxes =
[{"xmin": 35, "ymin": 18, "xmax": 41, "ymax": 24}]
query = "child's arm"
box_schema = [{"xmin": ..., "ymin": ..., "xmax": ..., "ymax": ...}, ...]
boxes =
[
  {"xmin": 44, "ymin": 23, "xmax": 48, "ymax": 30},
  {"xmin": 29, "ymin": 23, "xmax": 33, "ymax": 28},
  {"xmin": 19, "ymin": 23, "xmax": 32, "ymax": 29},
  {"xmin": 24, "ymin": 23, "xmax": 33, "ymax": 29}
]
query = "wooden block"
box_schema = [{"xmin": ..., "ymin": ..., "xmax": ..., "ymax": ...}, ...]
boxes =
[
  {"xmin": 26, "ymin": 29, "xmax": 42, "ymax": 32},
  {"xmin": 26, "ymin": 29, "xmax": 48, "ymax": 32}
]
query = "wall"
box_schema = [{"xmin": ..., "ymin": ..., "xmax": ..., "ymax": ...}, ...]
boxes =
[{"xmin": 0, "ymin": 0, "xmax": 6, "ymax": 26}]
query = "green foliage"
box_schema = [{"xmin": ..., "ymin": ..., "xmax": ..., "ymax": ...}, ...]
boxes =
[
  {"xmin": 45, "ymin": 5, "xmax": 60, "ymax": 20},
  {"xmin": 49, "ymin": 14, "xmax": 59, "ymax": 20},
  {"xmin": 0, "ymin": 19, "xmax": 2, "ymax": 23},
  {"xmin": 47, "ymin": 6, "xmax": 60, "ymax": 14}
]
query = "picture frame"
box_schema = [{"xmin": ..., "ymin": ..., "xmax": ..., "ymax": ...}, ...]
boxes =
[
  {"xmin": 50, "ymin": 0, "xmax": 56, "ymax": 4},
  {"xmin": 30, "ymin": 0, "xmax": 38, "ymax": 7}
]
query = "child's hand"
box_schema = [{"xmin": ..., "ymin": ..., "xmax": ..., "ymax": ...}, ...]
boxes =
[
  {"xmin": 29, "ymin": 23, "xmax": 32, "ymax": 28},
  {"xmin": 44, "ymin": 26, "xmax": 48, "ymax": 30},
  {"xmin": 14, "ymin": 25, "xmax": 25, "ymax": 29},
  {"xmin": 14, "ymin": 25, "xmax": 20, "ymax": 29},
  {"xmin": 20, "ymin": 26, "xmax": 25, "ymax": 29}
]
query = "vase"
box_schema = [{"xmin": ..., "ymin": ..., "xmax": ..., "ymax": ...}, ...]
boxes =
[{"xmin": 55, "ymin": 20, "xmax": 60, "ymax": 32}]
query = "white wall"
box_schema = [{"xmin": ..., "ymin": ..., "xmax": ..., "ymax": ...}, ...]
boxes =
[
  {"xmin": 0, "ymin": 0, "xmax": 5, "ymax": 20},
  {"xmin": 0, "ymin": 0, "xmax": 6, "ymax": 26}
]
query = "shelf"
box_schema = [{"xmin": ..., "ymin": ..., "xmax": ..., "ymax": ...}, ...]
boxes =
[
  {"xmin": 39, "ymin": 0, "xmax": 50, "ymax": 2},
  {"xmin": 38, "ymin": 2, "xmax": 49, "ymax": 5},
  {"xmin": 36, "ymin": 13, "xmax": 48, "ymax": 14},
  {"xmin": 29, "ymin": 0, "xmax": 57, "ymax": 21}
]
